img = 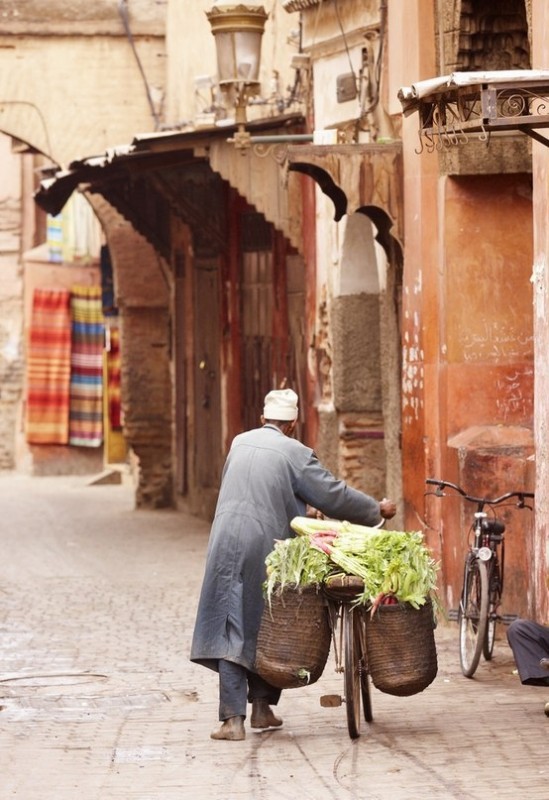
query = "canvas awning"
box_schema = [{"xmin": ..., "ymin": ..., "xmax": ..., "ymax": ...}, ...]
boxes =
[{"xmin": 398, "ymin": 70, "xmax": 549, "ymax": 148}]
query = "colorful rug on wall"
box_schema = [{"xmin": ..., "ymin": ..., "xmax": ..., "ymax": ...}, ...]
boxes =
[
  {"xmin": 68, "ymin": 285, "xmax": 105, "ymax": 447},
  {"xmin": 26, "ymin": 288, "xmax": 72, "ymax": 444}
]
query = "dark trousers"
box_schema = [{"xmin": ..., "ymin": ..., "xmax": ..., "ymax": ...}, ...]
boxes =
[
  {"xmin": 507, "ymin": 619, "xmax": 549, "ymax": 686},
  {"xmin": 218, "ymin": 659, "xmax": 281, "ymax": 720}
]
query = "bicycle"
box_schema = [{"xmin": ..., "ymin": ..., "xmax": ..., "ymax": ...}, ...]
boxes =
[
  {"xmin": 320, "ymin": 575, "xmax": 373, "ymax": 739},
  {"xmin": 426, "ymin": 478, "xmax": 534, "ymax": 678}
]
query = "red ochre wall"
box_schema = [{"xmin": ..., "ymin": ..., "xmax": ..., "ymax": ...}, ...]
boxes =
[
  {"xmin": 444, "ymin": 174, "xmax": 534, "ymax": 437},
  {"xmin": 420, "ymin": 173, "xmax": 535, "ymax": 618}
]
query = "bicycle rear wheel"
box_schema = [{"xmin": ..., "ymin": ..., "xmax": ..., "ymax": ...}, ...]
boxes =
[
  {"xmin": 483, "ymin": 557, "xmax": 501, "ymax": 661},
  {"xmin": 343, "ymin": 604, "xmax": 362, "ymax": 738},
  {"xmin": 459, "ymin": 555, "xmax": 489, "ymax": 678}
]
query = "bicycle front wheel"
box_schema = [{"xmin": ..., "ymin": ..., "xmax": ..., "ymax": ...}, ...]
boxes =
[
  {"xmin": 459, "ymin": 555, "xmax": 489, "ymax": 678},
  {"xmin": 343, "ymin": 604, "xmax": 362, "ymax": 738},
  {"xmin": 353, "ymin": 606, "xmax": 373, "ymax": 723}
]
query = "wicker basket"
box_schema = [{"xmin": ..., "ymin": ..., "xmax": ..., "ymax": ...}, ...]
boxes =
[
  {"xmin": 255, "ymin": 585, "xmax": 331, "ymax": 689},
  {"xmin": 365, "ymin": 599, "xmax": 438, "ymax": 697}
]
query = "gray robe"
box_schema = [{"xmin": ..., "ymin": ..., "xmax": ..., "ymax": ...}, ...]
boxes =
[{"xmin": 190, "ymin": 424, "xmax": 382, "ymax": 673}]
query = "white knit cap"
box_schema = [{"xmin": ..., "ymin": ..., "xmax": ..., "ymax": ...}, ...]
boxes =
[{"xmin": 263, "ymin": 388, "xmax": 298, "ymax": 421}]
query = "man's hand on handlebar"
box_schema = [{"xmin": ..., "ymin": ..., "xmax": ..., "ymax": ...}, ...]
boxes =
[
  {"xmin": 380, "ymin": 497, "xmax": 397, "ymax": 520},
  {"xmin": 306, "ymin": 506, "xmax": 324, "ymax": 519}
]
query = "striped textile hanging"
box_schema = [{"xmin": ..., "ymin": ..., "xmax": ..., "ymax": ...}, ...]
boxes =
[
  {"xmin": 69, "ymin": 285, "xmax": 104, "ymax": 447},
  {"xmin": 26, "ymin": 288, "xmax": 72, "ymax": 444}
]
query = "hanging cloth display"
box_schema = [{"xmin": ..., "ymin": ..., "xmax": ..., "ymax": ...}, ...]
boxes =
[
  {"xmin": 68, "ymin": 284, "xmax": 104, "ymax": 447},
  {"xmin": 26, "ymin": 288, "xmax": 72, "ymax": 444}
]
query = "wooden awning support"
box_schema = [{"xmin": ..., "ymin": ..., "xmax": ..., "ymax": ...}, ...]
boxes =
[{"xmin": 286, "ymin": 142, "xmax": 403, "ymax": 245}]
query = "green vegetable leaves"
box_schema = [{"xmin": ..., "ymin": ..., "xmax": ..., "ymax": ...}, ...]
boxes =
[
  {"xmin": 264, "ymin": 536, "xmax": 331, "ymax": 600},
  {"xmin": 331, "ymin": 529, "xmax": 439, "ymax": 609},
  {"xmin": 265, "ymin": 518, "xmax": 440, "ymax": 610}
]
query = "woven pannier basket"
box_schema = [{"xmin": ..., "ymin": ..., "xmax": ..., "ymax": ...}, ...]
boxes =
[
  {"xmin": 255, "ymin": 585, "xmax": 331, "ymax": 689},
  {"xmin": 365, "ymin": 599, "xmax": 438, "ymax": 697}
]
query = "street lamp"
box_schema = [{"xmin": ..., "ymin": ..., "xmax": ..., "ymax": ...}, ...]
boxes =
[{"xmin": 206, "ymin": 2, "xmax": 268, "ymax": 149}]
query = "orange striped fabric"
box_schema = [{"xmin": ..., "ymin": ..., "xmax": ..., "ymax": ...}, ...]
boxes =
[{"xmin": 26, "ymin": 288, "xmax": 72, "ymax": 444}]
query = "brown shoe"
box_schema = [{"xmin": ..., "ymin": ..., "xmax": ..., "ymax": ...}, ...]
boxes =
[
  {"xmin": 250, "ymin": 699, "xmax": 283, "ymax": 729},
  {"xmin": 210, "ymin": 715, "xmax": 245, "ymax": 741}
]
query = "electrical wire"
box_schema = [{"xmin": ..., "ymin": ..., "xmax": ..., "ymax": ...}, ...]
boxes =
[
  {"xmin": 360, "ymin": 0, "xmax": 386, "ymax": 116},
  {"xmin": 283, "ymin": 14, "xmax": 304, "ymax": 110},
  {"xmin": 117, "ymin": 0, "xmax": 162, "ymax": 130},
  {"xmin": 310, "ymin": 0, "xmax": 324, "ymax": 55},
  {"xmin": 332, "ymin": 0, "xmax": 386, "ymax": 119},
  {"xmin": 334, "ymin": 0, "xmax": 357, "ymax": 88}
]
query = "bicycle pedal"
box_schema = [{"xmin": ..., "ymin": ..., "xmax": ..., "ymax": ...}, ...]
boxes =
[
  {"xmin": 320, "ymin": 694, "xmax": 342, "ymax": 708},
  {"xmin": 448, "ymin": 608, "xmax": 459, "ymax": 621}
]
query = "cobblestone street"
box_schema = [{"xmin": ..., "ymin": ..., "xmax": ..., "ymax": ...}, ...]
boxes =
[{"xmin": 0, "ymin": 474, "xmax": 547, "ymax": 799}]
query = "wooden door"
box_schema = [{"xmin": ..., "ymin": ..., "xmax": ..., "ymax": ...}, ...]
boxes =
[
  {"xmin": 174, "ymin": 245, "xmax": 187, "ymax": 494},
  {"xmin": 194, "ymin": 259, "xmax": 222, "ymax": 496},
  {"xmin": 240, "ymin": 213, "xmax": 306, "ymax": 432}
]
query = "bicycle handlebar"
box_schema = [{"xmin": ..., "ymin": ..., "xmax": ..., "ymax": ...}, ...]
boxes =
[{"xmin": 426, "ymin": 477, "xmax": 534, "ymax": 508}]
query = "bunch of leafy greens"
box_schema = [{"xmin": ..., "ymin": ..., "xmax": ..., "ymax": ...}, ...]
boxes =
[
  {"xmin": 264, "ymin": 536, "xmax": 330, "ymax": 601},
  {"xmin": 264, "ymin": 518, "xmax": 439, "ymax": 609},
  {"xmin": 327, "ymin": 529, "xmax": 439, "ymax": 609}
]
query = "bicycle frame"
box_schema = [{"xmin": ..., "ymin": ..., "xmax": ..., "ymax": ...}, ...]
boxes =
[{"xmin": 426, "ymin": 478, "xmax": 534, "ymax": 678}]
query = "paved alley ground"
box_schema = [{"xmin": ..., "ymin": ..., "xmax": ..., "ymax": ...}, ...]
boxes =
[{"xmin": 0, "ymin": 473, "xmax": 547, "ymax": 800}]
